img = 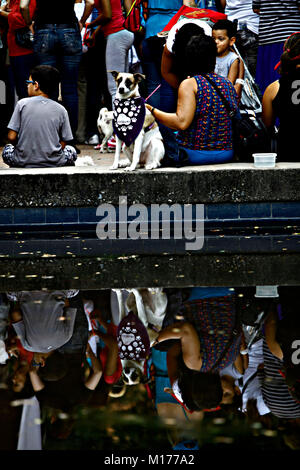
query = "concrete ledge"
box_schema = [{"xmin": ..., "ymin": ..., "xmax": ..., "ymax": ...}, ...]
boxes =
[{"xmin": 0, "ymin": 162, "xmax": 300, "ymax": 207}]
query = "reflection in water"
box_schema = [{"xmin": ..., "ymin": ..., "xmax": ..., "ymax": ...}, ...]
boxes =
[{"xmin": 0, "ymin": 286, "xmax": 300, "ymax": 451}]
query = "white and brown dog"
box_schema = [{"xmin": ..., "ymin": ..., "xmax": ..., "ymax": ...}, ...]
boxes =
[
  {"xmin": 109, "ymin": 72, "xmax": 165, "ymax": 171},
  {"xmin": 97, "ymin": 107, "xmax": 114, "ymax": 153},
  {"xmin": 111, "ymin": 288, "xmax": 167, "ymax": 385}
]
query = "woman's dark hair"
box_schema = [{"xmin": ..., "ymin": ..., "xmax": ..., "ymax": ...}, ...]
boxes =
[
  {"xmin": 212, "ymin": 19, "xmax": 237, "ymax": 39},
  {"xmin": 172, "ymin": 23, "xmax": 207, "ymax": 82},
  {"xmin": 184, "ymin": 35, "xmax": 217, "ymax": 77},
  {"xmin": 280, "ymin": 32, "xmax": 300, "ymax": 75},
  {"xmin": 178, "ymin": 365, "xmax": 223, "ymax": 411},
  {"xmin": 30, "ymin": 65, "xmax": 60, "ymax": 97}
]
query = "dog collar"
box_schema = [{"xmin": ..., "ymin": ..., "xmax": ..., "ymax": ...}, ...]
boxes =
[{"xmin": 113, "ymin": 97, "xmax": 146, "ymax": 147}]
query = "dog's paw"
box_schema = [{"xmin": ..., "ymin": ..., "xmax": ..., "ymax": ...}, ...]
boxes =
[
  {"xmin": 118, "ymin": 159, "xmax": 131, "ymax": 168},
  {"xmin": 145, "ymin": 163, "xmax": 159, "ymax": 170},
  {"xmin": 123, "ymin": 165, "xmax": 137, "ymax": 172},
  {"xmin": 110, "ymin": 164, "xmax": 119, "ymax": 170}
]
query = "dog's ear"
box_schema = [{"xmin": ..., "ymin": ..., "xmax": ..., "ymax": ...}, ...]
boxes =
[
  {"xmin": 109, "ymin": 71, "xmax": 119, "ymax": 81},
  {"xmin": 133, "ymin": 73, "xmax": 146, "ymax": 84}
]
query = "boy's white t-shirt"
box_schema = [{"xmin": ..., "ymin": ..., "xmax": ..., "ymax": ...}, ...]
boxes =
[
  {"xmin": 215, "ymin": 51, "xmax": 239, "ymax": 78},
  {"xmin": 166, "ymin": 18, "xmax": 212, "ymax": 53}
]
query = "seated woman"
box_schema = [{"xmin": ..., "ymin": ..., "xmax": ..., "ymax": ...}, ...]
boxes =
[
  {"xmin": 146, "ymin": 35, "xmax": 239, "ymax": 165},
  {"xmin": 262, "ymin": 32, "xmax": 300, "ymax": 162},
  {"xmin": 154, "ymin": 287, "xmax": 242, "ymax": 412}
]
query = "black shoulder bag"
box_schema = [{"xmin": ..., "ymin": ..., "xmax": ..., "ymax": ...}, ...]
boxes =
[{"xmin": 204, "ymin": 74, "xmax": 270, "ymax": 162}]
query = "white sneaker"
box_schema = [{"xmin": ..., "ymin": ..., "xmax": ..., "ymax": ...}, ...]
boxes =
[{"xmin": 85, "ymin": 134, "xmax": 99, "ymax": 145}]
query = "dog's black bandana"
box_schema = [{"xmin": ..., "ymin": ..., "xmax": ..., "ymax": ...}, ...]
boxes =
[
  {"xmin": 117, "ymin": 311, "xmax": 150, "ymax": 360},
  {"xmin": 113, "ymin": 97, "xmax": 146, "ymax": 147}
]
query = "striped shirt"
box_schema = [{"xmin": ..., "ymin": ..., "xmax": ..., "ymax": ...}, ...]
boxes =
[
  {"xmin": 252, "ymin": 0, "xmax": 300, "ymax": 45},
  {"xmin": 258, "ymin": 339, "xmax": 300, "ymax": 419}
]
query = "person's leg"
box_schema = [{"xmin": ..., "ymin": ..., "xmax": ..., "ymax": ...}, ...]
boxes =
[
  {"xmin": 141, "ymin": 38, "xmax": 162, "ymax": 108},
  {"xmin": 10, "ymin": 53, "xmax": 36, "ymax": 100},
  {"xmin": 76, "ymin": 57, "xmax": 88, "ymax": 143},
  {"xmin": 2, "ymin": 144, "xmax": 19, "ymax": 167},
  {"xmin": 62, "ymin": 145, "xmax": 77, "ymax": 166},
  {"xmin": 181, "ymin": 148, "xmax": 234, "ymax": 165},
  {"xmin": 105, "ymin": 29, "xmax": 135, "ymax": 107},
  {"xmin": 58, "ymin": 28, "xmax": 82, "ymax": 136}
]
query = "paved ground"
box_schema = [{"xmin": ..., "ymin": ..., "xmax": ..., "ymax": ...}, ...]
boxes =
[{"xmin": 0, "ymin": 144, "xmax": 115, "ymax": 169}]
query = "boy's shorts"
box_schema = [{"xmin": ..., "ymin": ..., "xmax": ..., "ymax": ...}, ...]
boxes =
[{"xmin": 2, "ymin": 144, "xmax": 77, "ymax": 167}]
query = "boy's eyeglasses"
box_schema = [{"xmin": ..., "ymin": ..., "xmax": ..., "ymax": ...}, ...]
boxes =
[{"xmin": 26, "ymin": 80, "xmax": 35, "ymax": 85}]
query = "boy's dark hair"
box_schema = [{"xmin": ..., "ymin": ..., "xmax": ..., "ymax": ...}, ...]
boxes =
[
  {"xmin": 39, "ymin": 351, "xmax": 67, "ymax": 382},
  {"xmin": 212, "ymin": 19, "xmax": 237, "ymax": 39},
  {"xmin": 184, "ymin": 35, "xmax": 217, "ymax": 76},
  {"xmin": 30, "ymin": 65, "xmax": 60, "ymax": 98},
  {"xmin": 178, "ymin": 368, "xmax": 223, "ymax": 411}
]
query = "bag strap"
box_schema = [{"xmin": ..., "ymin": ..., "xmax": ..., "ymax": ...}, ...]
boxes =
[
  {"xmin": 204, "ymin": 74, "xmax": 236, "ymax": 118},
  {"xmin": 241, "ymin": 370, "xmax": 258, "ymax": 395}
]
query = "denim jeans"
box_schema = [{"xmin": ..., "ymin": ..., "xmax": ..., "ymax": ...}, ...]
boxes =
[
  {"xmin": 10, "ymin": 53, "xmax": 36, "ymax": 99},
  {"xmin": 34, "ymin": 25, "xmax": 82, "ymax": 135},
  {"xmin": 142, "ymin": 37, "xmax": 179, "ymax": 161}
]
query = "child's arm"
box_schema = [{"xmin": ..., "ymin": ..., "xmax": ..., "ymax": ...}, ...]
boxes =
[
  {"xmin": 227, "ymin": 58, "xmax": 240, "ymax": 86},
  {"xmin": 234, "ymin": 59, "xmax": 245, "ymax": 100},
  {"xmin": 8, "ymin": 130, "xmax": 18, "ymax": 145},
  {"xmin": 84, "ymin": 343, "xmax": 103, "ymax": 390}
]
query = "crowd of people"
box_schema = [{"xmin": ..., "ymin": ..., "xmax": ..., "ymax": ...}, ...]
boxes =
[
  {"xmin": 0, "ymin": 286, "xmax": 300, "ymax": 449},
  {"xmin": 0, "ymin": 0, "xmax": 299, "ymax": 167}
]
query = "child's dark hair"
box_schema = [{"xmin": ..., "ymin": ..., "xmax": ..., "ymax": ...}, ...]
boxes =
[
  {"xmin": 280, "ymin": 32, "xmax": 300, "ymax": 75},
  {"xmin": 178, "ymin": 367, "xmax": 223, "ymax": 411},
  {"xmin": 184, "ymin": 35, "xmax": 217, "ymax": 77},
  {"xmin": 212, "ymin": 19, "xmax": 237, "ymax": 39},
  {"xmin": 30, "ymin": 65, "xmax": 60, "ymax": 98},
  {"xmin": 38, "ymin": 351, "xmax": 67, "ymax": 382}
]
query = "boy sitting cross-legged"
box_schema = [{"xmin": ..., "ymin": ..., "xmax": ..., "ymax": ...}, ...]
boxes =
[{"xmin": 2, "ymin": 65, "xmax": 77, "ymax": 168}]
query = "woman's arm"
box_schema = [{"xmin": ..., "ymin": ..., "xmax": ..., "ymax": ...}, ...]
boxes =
[
  {"xmin": 264, "ymin": 309, "xmax": 283, "ymax": 360},
  {"xmin": 183, "ymin": 0, "xmax": 197, "ymax": 6},
  {"xmin": 157, "ymin": 322, "xmax": 202, "ymax": 371},
  {"xmin": 19, "ymin": 0, "xmax": 32, "ymax": 25},
  {"xmin": 79, "ymin": 0, "xmax": 95, "ymax": 29},
  {"xmin": 145, "ymin": 77, "xmax": 197, "ymax": 130},
  {"xmin": 161, "ymin": 46, "xmax": 180, "ymax": 89},
  {"xmin": 262, "ymin": 80, "xmax": 279, "ymax": 129},
  {"xmin": 88, "ymin": 0, "xmax": 111, "ymax": 28}
]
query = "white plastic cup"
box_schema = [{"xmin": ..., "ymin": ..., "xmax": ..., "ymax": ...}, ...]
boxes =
[
  {"xmin": 255, "ymin": 286, "xmax": 279, "ymax": 298},
  {"xmin": 253, "ymin": 153, "xmax": 277, "ymax": 168}
]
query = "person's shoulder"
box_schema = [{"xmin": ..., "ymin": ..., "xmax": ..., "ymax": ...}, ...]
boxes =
[
  {"xmin": 16, "ymin": 97, "xmax": 32, "ymax": 108},
  {"xmin": 263, "ymin": 80, "xmax": 280, "ymax": 100}
]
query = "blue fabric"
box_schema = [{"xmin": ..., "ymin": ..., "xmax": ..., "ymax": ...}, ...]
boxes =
[
  {"xmin": 188, "ymin": 287, "xmax": 234, "ymax": 301},
  {"xmin": 181, "ymin": 148, "xmax": 234, "ymax": 165},
  {"xmin": 255, "ymin": 41, "xmax": 284, "ymax": 95},
  {"xmin": 151, "ymin": 349, "xmax": 177, "ymax": 406},
  {"xmin": 142, "ymin": 38, "xmax": 179, "ymax": 160},
  {"xmin": 145, "ymin": 0, "xmax": 182, "ymax": 39},
  {"xmin": 173, "ymin": 440, "xmax": 199, "ymax": 450},
  {"xmin": 33, "ymin": 25, "xmax": 82, "ymax": 134}
]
